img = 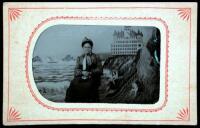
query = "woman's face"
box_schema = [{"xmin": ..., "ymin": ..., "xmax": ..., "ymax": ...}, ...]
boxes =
[{"xmin": 83, "ymin": 43, "xmax": 92, "ymax": 54}]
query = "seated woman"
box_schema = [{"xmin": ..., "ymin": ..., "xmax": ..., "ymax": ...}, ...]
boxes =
[{"xmin": 65, "ymin": 37, "xmax": 103, "ymax": 102}]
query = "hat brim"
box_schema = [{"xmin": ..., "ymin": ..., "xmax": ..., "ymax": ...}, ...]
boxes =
[{"xmin": 82, "ymin": 41, "xmax": 93, "ymax": 47}]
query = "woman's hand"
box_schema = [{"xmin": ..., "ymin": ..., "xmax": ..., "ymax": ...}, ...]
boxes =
[{"xmin": 82, "ymin": 71, "xmax": 89, "ymax": 77}]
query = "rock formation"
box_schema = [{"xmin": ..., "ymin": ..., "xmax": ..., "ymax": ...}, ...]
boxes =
[
  {"xmin": 62, "ymin": 55, "xmax": 74, "ymax": 61},
  {"xmin": 32, "ymin": 56, "xmax": 42, "ymax": 62},
  {"xmin": 98, "ymin": 47, "xmax": 160, "ymax": 104}
]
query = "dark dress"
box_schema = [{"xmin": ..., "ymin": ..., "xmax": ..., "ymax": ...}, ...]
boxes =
[{"xmin": 65, "ymin": 53, "xmax": 103, "ymax": 102}]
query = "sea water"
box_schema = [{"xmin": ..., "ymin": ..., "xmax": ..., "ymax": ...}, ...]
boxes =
[{"xmin": 32, "ymin": 60, "xmax": 76, "ymax": 102}]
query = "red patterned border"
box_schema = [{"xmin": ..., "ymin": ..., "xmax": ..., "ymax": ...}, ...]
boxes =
[
  {"xmin": 6, "ymin": 6, "xmax": 192, "ymax": 122},
  {"xmin": 25, "ymin": 16, "xmax": 169, "ymax": 112}
]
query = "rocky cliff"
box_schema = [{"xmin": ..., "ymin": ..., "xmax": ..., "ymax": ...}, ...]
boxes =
[
  {"xmin": 32, "ymin": 56, "xmax": 42, "ymax": 62},
  {"xmin": 99, "ymin": 55, "xmax": 138, "ymax": 103},
  {"xmin": 62, "ymin": 55, "xmax": 74, "ymax": 61},
  {"xmin": 98, "ymin": 47, "xmax": 160, "ymax": 104}
]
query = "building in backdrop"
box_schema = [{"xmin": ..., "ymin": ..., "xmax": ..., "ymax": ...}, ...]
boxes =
[{"xmin": 111, "ymin": 26, "xmax": 144, "ymax": 55}]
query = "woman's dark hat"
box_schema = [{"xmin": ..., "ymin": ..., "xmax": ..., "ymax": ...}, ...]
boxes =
[{"xmin": 82, "ymin": 37, "xmax": 93, "ymax": 47}]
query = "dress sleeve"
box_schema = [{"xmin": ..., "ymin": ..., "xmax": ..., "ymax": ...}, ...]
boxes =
[
  {"xmin": 74, "ymin": 56, "xmax": 82, "ymax": 77},
  {"xmin": 91, "ymin": 55, "xmax": 103, "ymax": 76}
]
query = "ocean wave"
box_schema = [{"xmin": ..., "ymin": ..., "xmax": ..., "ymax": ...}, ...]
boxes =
[{"xmin": 33, "ymin": 63, "xmax": 75, "ymax": 83}]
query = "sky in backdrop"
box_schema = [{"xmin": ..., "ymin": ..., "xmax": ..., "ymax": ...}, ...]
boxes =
[{"xmin": 33, "ymin": 25, "xmax": 155, "ymax": 60}]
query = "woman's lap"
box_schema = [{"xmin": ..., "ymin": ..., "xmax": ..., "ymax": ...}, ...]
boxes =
[{"xmin": 65, "ymin": 78, "xmax": 97, "ymax": 102}]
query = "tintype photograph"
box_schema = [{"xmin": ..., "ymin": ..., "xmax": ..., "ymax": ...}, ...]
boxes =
[
  {"xmin": 3, "ymin": 2, "xmax": 197, "ymax": 125},
  {"xmin": 32, "ymin": 25, "xmax": 160, "ymax": 104}
]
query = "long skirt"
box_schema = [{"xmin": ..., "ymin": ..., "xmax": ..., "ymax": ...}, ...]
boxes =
[{"xmin": 65, "ymin": 78, "xmax": 99, "ymax": 102}]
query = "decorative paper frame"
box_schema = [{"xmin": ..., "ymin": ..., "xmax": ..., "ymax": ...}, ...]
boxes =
[{"xmin": 3, "ymin": 2, "xmax": 197, "ymax": 125}]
